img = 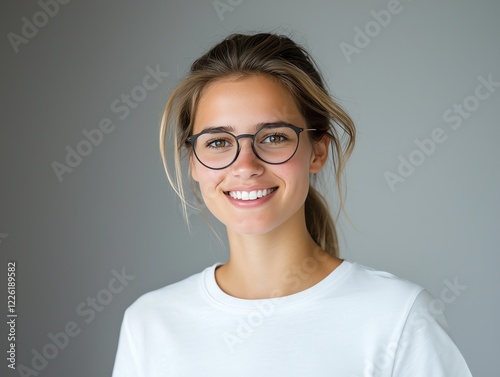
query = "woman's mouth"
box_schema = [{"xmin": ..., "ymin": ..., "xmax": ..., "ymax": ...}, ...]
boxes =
[{"xmin": 225, "ymin": 187, "xmax": 277, "ymax": 201}]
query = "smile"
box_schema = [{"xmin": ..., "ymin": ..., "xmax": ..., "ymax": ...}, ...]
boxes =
[{"xmin": 226, "ymin": 188, "xmax": 277, "ymax": 201}]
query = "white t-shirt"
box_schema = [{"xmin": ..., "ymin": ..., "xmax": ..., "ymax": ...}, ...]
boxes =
[{"xmin": 111, "ymin": 260, "xmax": 473, "ymax": 376}]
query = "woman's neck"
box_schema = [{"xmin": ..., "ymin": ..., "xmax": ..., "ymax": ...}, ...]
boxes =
[{"xmin": 215, "ymin": 215, "xmax": 343, "ymax": 299}]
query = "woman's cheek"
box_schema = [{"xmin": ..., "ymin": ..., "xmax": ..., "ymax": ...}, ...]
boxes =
[{"xmin": 197, "ymin": 169, "xmax": 224, "ymax": 200}]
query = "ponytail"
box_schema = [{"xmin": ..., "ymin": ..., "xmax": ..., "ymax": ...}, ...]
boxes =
[{"xmin": 305, "ymin": 185, "xmax": 339, "ymax": 257}]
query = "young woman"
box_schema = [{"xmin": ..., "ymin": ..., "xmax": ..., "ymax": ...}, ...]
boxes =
[{"xmin": 112, "ymin": 32, "xmax": 473, "ymax": 376}]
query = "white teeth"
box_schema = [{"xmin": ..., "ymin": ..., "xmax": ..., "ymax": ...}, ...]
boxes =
[{"xmin": 228, "ymin": 188, "xmax": 275, "ymax": 201}]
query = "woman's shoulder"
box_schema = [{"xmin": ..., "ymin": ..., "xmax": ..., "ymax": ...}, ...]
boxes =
[
  {"xmin": 341, "ymin": 260, "xmax": 426, "ymax": 307},
  {"xmin": 349, "ymin": 262, "xmax": 423, "ymax": 290},
  {"xmin": 348, "ymin": 260, "xmax": 423, "ymax": 287},
  {"xmin": 123, "ymin": 263, "xmax": 218, "ymax": 321}
]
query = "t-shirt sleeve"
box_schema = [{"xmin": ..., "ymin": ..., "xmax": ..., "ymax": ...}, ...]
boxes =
[
  {"xmin": 391, "ymin": 289, "xmax": 473, "ymax": 377},
  {"xmin": 111, "ymin": 308, "xmax": 142, "ymax": 377}
]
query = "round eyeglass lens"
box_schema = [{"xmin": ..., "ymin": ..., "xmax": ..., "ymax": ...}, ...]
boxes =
[{"xmin": 253, "ymin": 126, "xmax": 299, "ymax": 163}]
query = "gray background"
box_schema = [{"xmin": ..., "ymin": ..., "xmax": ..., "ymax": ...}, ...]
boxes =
[{"xmin": 1, "ymin": 0, "xmax": 498, "ymax": 376}]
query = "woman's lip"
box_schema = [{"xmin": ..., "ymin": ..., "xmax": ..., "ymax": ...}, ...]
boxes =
[
  {"xmin": 224, "ymin": 186, "xmax": 278, "ymax": 193},
  {"xmin": 225, "ymin": 187, "xmax": 278, "ymax": 205}
]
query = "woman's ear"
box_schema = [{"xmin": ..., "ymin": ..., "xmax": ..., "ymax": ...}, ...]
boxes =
[
  {"xmin": 190, "ymin": 154, "xmax": 199, "ymax": 182},
  {"xmin": 309, "ymin": 135, "xmax": 330, "ymax": 173}
]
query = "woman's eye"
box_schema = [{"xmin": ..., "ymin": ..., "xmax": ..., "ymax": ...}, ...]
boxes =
[
  {"xmin": 263, "ymin": 134, "xmax": 287, "ymax": 144},
  {"xmin": 207, "ymin": 139, "xmax": 230, "ymax": 149}
]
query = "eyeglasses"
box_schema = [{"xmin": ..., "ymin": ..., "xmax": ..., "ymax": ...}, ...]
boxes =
[{"xmin": 186, "ymin": 123, "xmax": 316, "ymax": 170}]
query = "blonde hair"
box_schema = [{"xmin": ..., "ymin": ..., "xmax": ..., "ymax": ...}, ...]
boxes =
[{"xmin": 159, "ymin": 32, "xmax": 356, "ymax": 257}]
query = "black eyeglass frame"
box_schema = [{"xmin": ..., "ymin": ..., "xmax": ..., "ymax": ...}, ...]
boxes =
[{"xmin": 186, "ymin": 124, "xmax": 317, "ymax": 170}]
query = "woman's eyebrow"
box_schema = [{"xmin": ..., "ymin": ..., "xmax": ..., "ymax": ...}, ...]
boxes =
[
  {"xmin": 201, "ymin": 121, "xmax": 294, "ymax": 133},
  {"xmin": 258, "ymin": 121, "xmax": 296, "ymax": 128},
  {"xmin": 201, "ymin": 125, "xmax": 235, "ymax": 132}
]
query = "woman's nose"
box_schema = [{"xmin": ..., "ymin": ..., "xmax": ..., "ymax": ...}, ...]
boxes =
[{"xmin": 230, "ymin": 138, "xmax": 264, "ymax": 179}]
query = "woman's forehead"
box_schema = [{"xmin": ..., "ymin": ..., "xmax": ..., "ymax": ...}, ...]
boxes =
[{"xmin": 193, "ymin": 75, "xmax": 304, "ymax": 133}]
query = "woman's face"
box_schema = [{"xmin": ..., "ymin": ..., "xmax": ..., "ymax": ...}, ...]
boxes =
[{"xmin": 190, "ymin": 74, "xmax": 327, "ymax": 236}]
